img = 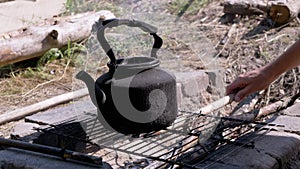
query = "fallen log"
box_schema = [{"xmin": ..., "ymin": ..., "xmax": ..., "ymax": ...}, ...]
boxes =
[
  {"xmin": 0, "ymin": 10, "xmax": 115, "ymax": 66},
  {"xmin": 223, "ymin": 0, "xmax": 300, "ymax": 25},
  {"xmin": 223, "ymin": 0, "xmax": 267, "ymax": 16},
  {"xmin": 0, "ymin": 88, "xmax": 89, "ymax": 125},
  {"xmin": 269, "ymin": 0, "xmax": 300, "ymax": 25}
]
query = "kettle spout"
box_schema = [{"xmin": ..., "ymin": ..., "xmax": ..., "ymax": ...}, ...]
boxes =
[{"xmin": 75, "ymin": 71, "xmax": 98, "ymax": 107}]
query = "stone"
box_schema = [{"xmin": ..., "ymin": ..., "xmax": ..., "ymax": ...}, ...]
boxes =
[
  {"xmin": 195, "ymin": 130, "xmax": 300, "ymax": 169},
  {"xmin": 253, "ymin": 130, "xmax": 300, "ymax": 168},
  {"xmin": 176, "ymin": 83, "xmax": 183, "ymax": 110},
  {"xmin": 175, "ymin": 71, "xmax": 209, "ymax": 97},
  {"xmin": 33, "ymin": 122, "xmax": 88, "ymax": 152},
  {"xmin": 282, "ymin": 102, "xmax": 300, "ymax": 116},
  {"xmin": 25, "ymin": 100, "xmax": 96, "ymax": 125},
  {"xmin": 204, "ymin": 144, "xmax": 278, "ymax": 169},
  {"xmin": 264, "ymin": 115, "xmax": 300, "ymax": 133},
  {"xmin": 10, "ymin": 123, "xmax": 41, "ymax": 142},
  {"xmin": 205, "ymin": 69, "xmax": 226, "ymax": 98}
]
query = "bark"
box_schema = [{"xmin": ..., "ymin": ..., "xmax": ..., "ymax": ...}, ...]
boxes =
[
  {"xmin": 0, "ymin": 10, "xmax": 115, "ymax": 66},
  {"xmin": 223, "ymin": 0, "xmax": 268, "ymax": 16},
  {"xmin": 223, "ymin": 0, "xmax": 300, "ymax": 25}
]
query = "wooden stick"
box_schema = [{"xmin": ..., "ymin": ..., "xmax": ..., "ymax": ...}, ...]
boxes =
[
  {"xmin": 199, "ymin": 94, "xmax": 234, "ymax": 115},
  {"xmin": 221, "ymin": 98, "xmax": 290, "ymax": 127},
  {"xmin": 0, "ymin": 88, "xmax": 89, "ymax": 125},
  {"xmin": 0, "ymin": 10, "xmax": 115, "ymax": 66},
  {"xmin": 255, "ymin": 99, "xmax": 287, "ymax": 120}
]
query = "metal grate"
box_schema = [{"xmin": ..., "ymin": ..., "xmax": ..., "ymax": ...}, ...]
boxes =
[{"xmin": 34, "ymin": 109, "xmax": 278, "ymax": 168}]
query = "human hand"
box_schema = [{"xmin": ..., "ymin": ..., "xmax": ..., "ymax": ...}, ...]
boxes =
[{"xmin": 226, "ymin": 67, "xmax": 274, "ymax": 102}]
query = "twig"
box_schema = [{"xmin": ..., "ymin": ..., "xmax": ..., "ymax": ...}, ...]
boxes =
[
  {"xmin": 239, "ymin": 90, "xmax": 300, "ymax": 121},
  {"xmin": 254, "ymin": 99, "xmax": 287, "ymax": 120},
  {"xmin": 215, "ymin": 23, "xmax": 237, "ymax": 58},
  {"xmin": 265, "ymin": 33, "xmax": 288, "ymax": 43},
  {"xmin": 22, "ymin": 58, "xmax": 71, "ymax": 98}
]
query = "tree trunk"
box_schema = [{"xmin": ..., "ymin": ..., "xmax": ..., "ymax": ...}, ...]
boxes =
[
  {"xmin": 0, "ymin": 10, "xmax": 115, "ymax": 66},
  {"xmin": 223, "ymin": 0, "xmax": 300, "ymax": 25}
]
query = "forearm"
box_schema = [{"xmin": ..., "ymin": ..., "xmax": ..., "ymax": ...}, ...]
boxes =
[{"xmin": 262, "ymin": 38, "xmax": 300, "ymax": 81}]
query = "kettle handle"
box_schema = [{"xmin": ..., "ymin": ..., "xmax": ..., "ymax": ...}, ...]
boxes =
[{"xmin": 94, "ymin": 18, "xmax": 163, "ymax": 65}]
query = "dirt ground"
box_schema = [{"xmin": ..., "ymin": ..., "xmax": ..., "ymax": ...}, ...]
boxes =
[{"xmin": 1, "ymin": 0, "xmax": 300, "ymax": 136}]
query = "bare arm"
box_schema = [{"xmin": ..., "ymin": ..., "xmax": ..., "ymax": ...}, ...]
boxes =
[
  {"xmin": 226, "ymin": 38, "xmax": 300, "ymax": 102},
  {"xmin": 264, "ymin": 38, "xmax": 300, "ymax": 80}
]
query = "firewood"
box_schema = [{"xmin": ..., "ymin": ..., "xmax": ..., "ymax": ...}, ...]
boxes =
[
  {"xmin": 269, "ymin": 1, "xmax": 300, "ymax": 25},
  {"xmin": 0, "ymin": 10, "xmax": 115, "ymax": 66},
  {"xmin": 0, "ymin": 88, "xmax": 89, "ymax": 125},
  {"xmin": 223, "ymin": 0, "xmax": 267, "ymax": 16},
  {"xmin": 222, "ymin": 0, "xmax": 300, "ymax": 25}
]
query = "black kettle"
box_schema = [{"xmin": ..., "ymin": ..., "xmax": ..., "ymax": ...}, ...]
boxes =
[{"xmin": 76, "ymin": 18, "xmax": 178, "ymax": 134}]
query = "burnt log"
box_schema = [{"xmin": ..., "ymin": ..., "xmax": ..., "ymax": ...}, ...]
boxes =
[
  {"xmin": 223, "ymin": 0, "xmax": 300, "ymax": 25},
  {"xmin": 0, "ymin": 10, "xmax": 115, "ymax": 66}
]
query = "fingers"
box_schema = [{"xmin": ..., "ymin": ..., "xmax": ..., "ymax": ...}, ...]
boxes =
[
  {"xmin": 226, "ymin": 75, "xmax": 247, "ymax": 95},
  {"xmin": 226, "ymin": 73, "xmax": 256, "ymax": 102},
  {"xmin": 226, "ymin": 67, "xmax": 272, "ymax": 102},
  {"xmin": 234, "ymin": 85, "xmax": 252, "ymax": 102}
]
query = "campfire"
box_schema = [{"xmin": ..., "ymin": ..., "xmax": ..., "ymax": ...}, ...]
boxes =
[{"xmin": 0, "ymin": 105, "xmax": 286, "ymax": 168}]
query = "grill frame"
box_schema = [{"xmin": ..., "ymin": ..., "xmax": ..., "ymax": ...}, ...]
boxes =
[{"xmin": 28, "ymin": 108, "xmax": 282, "ymax": 169}]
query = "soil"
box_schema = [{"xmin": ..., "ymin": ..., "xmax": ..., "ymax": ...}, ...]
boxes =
[{"xmin": 1, "ymin": 0, "xmax": 300, "ymax": 136}]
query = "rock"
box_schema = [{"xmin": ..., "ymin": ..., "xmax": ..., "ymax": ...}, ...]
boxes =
[
  {"xmin": 195, "ymin": 130, "xmax": 300, "ymax": 169},
  {"xmin": 25, "ymin": 100, "xmax": 96, "ymax": 125},
  {"xmin": 175, "ymin": 71, "xmax": 209, "ymax": 97},
  {"xmin": 282, "ymin": 102, "xmax": 300, "ymax": 116},
  {"xmin": 263, "ymin": 115, "xmax": 300, "ymax": 133},
  {"xmin": 176, "ymin": 83, "xmax": 183, "ymax": 110},
  {"xmin": 10, "ymin": 123, "xmax": 40, "ymax": 142}
]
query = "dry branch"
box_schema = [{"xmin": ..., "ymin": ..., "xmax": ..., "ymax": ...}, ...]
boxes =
[
  {"xmin": 227, "ymin": 97, "xmax": 290, "ymax": 125},
  {"xmin": 0, "ymin": 88, "xmax": 89, "ymax": 125},
  {"xmin": 0, "ymin": 10, "xmax": 115, "ymax": 66},
  {"xmin": 223, "ymin": 0, "xmax": 300, "ymax": 25}
]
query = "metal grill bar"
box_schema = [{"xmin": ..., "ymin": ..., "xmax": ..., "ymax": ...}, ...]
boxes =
[{"xmin": 34, "ymin": 110, "xmax": 279, "ymax": 168}]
